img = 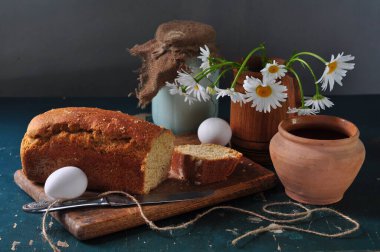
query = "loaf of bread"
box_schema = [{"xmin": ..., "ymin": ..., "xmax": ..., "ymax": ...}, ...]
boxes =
[
  {"xmin": 170, "ymin": 144, "xmax": 242, "ymax": 185},
  {"xmin": 21, "ymin": 107, "xmax": 175, "ymax": 194}
]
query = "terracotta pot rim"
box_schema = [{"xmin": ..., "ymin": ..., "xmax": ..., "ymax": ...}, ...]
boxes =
[{"xmin": 278, "ymin": 115, "xmax": 360, "ymax": 145}]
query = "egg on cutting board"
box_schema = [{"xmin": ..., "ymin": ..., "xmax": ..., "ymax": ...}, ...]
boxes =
[
  {"xmin": 44, "ymin": 166, "xmax": 88, "ymax": 200},
  {"xmin": 197, "ymin": 117, "xmax": 232, "ymax": 146}
]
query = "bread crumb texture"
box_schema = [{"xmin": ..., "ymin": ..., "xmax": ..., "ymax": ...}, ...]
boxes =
[
  {"xmin": 175, "ymin": 144, "xmax": 242, "ymax": 160},
  {"xmin": 57, "ymin": 240, "xmax": 69, "ymax": 248},
  {"xmin": 143, "ymin": 132, "xmax": 175, "ymax": 193},
  {"xmin": 11, "ymin": 241, "xmax": 20, "ymax": 251}
]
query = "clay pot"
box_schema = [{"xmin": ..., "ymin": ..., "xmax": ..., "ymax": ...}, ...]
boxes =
[
  {"xmin": 269, "ymin": 115, "xmax": 365, "ymax": 205},
  {"xmin": 230, "ymin": 57, "xmax": 300, "ymax": 165}
]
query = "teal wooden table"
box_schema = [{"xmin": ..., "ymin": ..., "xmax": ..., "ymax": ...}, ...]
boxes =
[{"xmin": 0, "ymin": 96, "xmax": 379, "ymax": 251}]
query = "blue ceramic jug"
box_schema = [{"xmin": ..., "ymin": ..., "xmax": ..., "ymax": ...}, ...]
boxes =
[{"xmin": 152, "ymin": 58, "xmax": 219, "ymax": 135}]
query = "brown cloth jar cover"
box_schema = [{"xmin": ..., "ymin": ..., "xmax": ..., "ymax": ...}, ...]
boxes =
[{"xmin": 129, "ymin": 20, "xmax": 217, "ymax": 108}]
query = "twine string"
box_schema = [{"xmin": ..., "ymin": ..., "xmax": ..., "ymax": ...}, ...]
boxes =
[
  {"xmin": 41, "ymin": 191, "xmax": 360, "ymax": 251},
  {"xmin": 42, "ymin": 199, "xmax": 62, "ymax": 252}
]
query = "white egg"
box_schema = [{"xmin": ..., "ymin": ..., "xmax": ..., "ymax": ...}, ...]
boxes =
[
  {"xmin": 197, "ymin": 117, "xmax": 232, "ymax": 146},
  {"xmin": 44, "ymin": 166, "xmax": 88, "ymax": 200}
]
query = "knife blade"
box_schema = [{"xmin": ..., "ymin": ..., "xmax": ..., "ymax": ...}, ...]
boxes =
[{"xmin": 22, "ymin": 190, "xmax": 214, "ymax": 213}]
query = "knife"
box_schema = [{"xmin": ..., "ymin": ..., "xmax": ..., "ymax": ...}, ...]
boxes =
[{"xmin": 22, "ymin": 190, "xmax": 214, "ymax": 213}]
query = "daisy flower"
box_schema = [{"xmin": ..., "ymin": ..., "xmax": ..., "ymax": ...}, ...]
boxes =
[
  {"xmin": 243, "ymin": 76, "xmax": 288, "ymax": 113},
  {"xmin": 166, "ymin": 81, "xmax": 183, "ymax": 95},
  {"xmin": 287, "ymin": 107, "xmax": 319, "ymax": 116},
  {"xmin": 318, "ymin": 53, "xmax": 355, "ymax": 91},
  {"xmin": 183, "ymin": 94, "xmax": 197, "ymax": 105},
  {"xmin": 214, "ymin": 87, "xmax": 246, "ymax": 106},
  {"xmin": 198, "ymin": 45, "xmax": 211, "ymax": 73},
  {"xmin": 176, "ymin": 71, "xmax": 198, "ymax": 87},
  {"xmin": 206, "ymin": 86, "xmax": 216, "ymax": 95},
  {"xmin": 175, "ymin": 70, "xmax": 210, "ymax": 102},
  {"xmin": 305, "ymin": 95, "xmax": 334, "ymax": 111},
  {"xmin": 166, "ymin": 81, "xmax": 198, "ymax": 105},
  {"xmin": 186, "ymin": 83, "xmax": 210, "ymax": 102},
  {"xmin": 261, "ymin": 60, "xmax": 287, "ymax": 81}
]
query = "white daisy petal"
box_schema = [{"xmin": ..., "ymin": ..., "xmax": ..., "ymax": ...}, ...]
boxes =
[
  {"xmin": 318, "ymin": 53, "xmax": 355, "ymax": 91},
  {"xmin": 305, "ymin": 95, "xmax": 334, "ymax": 111},
  {"xmin": 198, "ymin": 45, "xmax": 212, "ymax": 77},
  {"xmin": 260, "ymin": 60, "xmax": 287, "ymax": 82},
  {"xmin": 243, "ymin": 76, "xmax": 263, "ymax": 91},
  {"xmin": 186, "ymin": 83, "xmax": 210, "ymax": 102},
  {"xmin": 214, "ymin": 87, "xmax": 246, "ymax": 106},
  {"xmin": 243, "ymin": 76, "xmax": 288, "ymax": 113},
  {"xmin": 176, "ymin": 71, "xmax": 198, "ymax": 87},
  {"xmin": 184, "ymin": 95, "xmax": 197, "ymax": 105},
  {"xmin": 287, "ymin": 107, "xmax": 319, "ymax": 116},
  {"xmin": 174, "ymin": 70, "xmax": 210, "ymax": 102},
  {"xmin": 166, "ymin": 81, "xmax": 185, "ymax": 96}
]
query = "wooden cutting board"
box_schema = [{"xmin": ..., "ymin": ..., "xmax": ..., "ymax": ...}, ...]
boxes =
[{"xmin": 14, "ymin": 135, "xmax": 276, "ymax": 240}]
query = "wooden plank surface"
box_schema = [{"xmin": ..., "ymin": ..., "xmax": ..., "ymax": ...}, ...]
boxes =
[{"xmin": 14, "ymin": 135, "xmax": 276, "ymax": 240}]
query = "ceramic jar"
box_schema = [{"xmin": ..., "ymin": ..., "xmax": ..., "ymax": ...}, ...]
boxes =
[
  {"xmin": 269, "ymin": 115, "xmax": 365, "ymax": 205},
  {"xmin": 152, "ymin": 58, "xmax": 218, "ymax": 135}
]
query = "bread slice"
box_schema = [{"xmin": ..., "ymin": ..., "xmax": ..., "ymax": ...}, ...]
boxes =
[
  {"xmin": 21, "ymin": 107, "xmax": 175, "ymax": 194},
  {"xmin": 170, "ymin": 144, "xmax": 242, "ymax": 185}
]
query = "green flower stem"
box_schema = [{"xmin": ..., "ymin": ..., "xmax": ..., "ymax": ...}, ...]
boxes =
[
  {"xmin": 194, "ymin": 62, "xmax": 236, "ymax": 81},
  {"xmin": 210, "ymin": 57, "xmax": 241, "ymax": 68},
  {"xmin": 287, "ymin": 52, "xmax": 327, "ymax": 65},
  {"xmin": 288, "ymin": 57, "xmax": 320, "ymax": 95},
  {"xmin": 211, "ymin": 68, "xmax": 231, "ymax": 87},
  {"xmin": 231, "ymin": 45, "xmax": 265, "ymax": 89},
  {"xmin": 260, "ymin": 46, "xmax": 267, "ymax": 67},
  {"xmin": 287, "ymin": 67, "xmax": 305, "ymax": 107}
]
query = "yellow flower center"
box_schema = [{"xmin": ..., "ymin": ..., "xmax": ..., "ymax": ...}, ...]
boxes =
[
  {"xmin": 327, "ymin": 61, "xmax": 338, "ymax": 74},
  {"xmin": 268, "ymin": 65, "xmax": 279, "ymax": 73},
  {"xmin": 256, "ymin": 85, "xmax": 272, "ymax": 98},
  {"xmin": 194, "ymin": 85, "xmax": 199, "ymax": 91},
  {"xmin": 206, "ymin": 86, "xmax": 215, "ymax": 95}
]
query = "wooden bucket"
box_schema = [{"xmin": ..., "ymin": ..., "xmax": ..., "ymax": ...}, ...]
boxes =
[{"xmin": 230, "ymin": 58, "xmax": 300, "ymax": 165}]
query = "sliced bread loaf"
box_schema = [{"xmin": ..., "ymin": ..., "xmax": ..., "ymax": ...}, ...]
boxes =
[
  {"xmin": 170, "ymin": 144, "xmax": 242, "ymax": 185},
  {"xmin": 21, "ymin": 107, "xmax": 175, "ymax": 194}
]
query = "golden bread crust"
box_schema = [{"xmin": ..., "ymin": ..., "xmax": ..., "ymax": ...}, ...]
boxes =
[{"xmin": 21, "ymin": 107, "xmax": 172, "ymax": 194}]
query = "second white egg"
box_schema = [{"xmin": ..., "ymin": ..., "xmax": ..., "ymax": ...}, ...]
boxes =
[
  {"xmin": 197, "ymin": 117, "xmax": 232, "ymax": 146},
  {"xmin": 44, "ymin": 166, "xmax": 88, "ymax": 200}
]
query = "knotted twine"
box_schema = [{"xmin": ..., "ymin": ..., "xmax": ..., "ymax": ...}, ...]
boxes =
[
  {"xmin": 129, "ymin": 20, "xmax": 218, "ymax": 108},
  {"xmin": 41, "ymin": 191, "xmax": 360, "ymax": 252}
]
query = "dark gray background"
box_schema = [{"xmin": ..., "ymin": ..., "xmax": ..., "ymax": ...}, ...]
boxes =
[{"xmin": 0, "ymin": 0, "xmax": 379, "ymax": 97}]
